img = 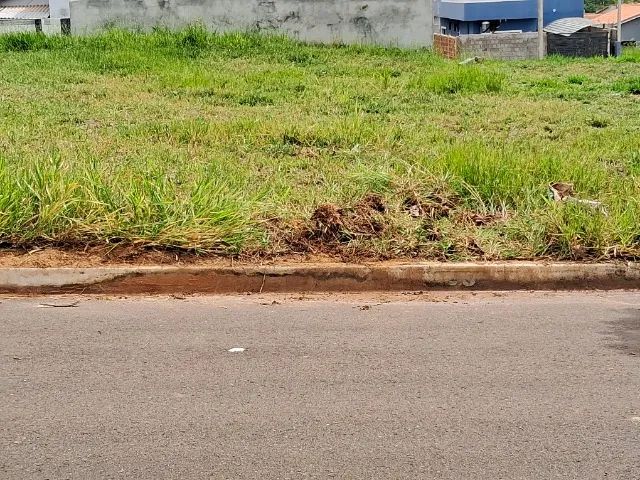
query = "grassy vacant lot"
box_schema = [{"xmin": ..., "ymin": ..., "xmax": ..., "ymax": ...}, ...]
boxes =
[{"xmin": 1, "ymin": 28, "xmax": 639, "ymax": 261}]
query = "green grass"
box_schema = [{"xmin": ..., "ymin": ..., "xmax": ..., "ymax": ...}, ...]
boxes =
[{"xmin": 1, "ymin": 27, "xmax": 639, "ymax": 260}]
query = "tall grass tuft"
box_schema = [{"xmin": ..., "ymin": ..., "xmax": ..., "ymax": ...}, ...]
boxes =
[
  {"xmin": 0, "ymin": 155, "xmax": 256, "ymax": 252},
  {"xmin": 421, "ymin": 66, "xmax": 505, "ymax": 94}
]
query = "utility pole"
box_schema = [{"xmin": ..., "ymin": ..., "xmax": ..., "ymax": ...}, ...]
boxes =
[
  {"xmin": 537, "ymin": 0, "xmax": 544, "ymax": 59},
  {"xmin": 615, "ymin": 0, "xmax": 623, "ymax": 57}
]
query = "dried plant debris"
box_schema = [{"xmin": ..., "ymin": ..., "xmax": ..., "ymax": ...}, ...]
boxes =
[{"xmin": 402, "ymin": 191, "xmax": 457, "ymax": 220}]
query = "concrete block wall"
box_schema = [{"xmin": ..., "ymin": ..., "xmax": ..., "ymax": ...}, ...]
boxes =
[
  {"xmin": 0, "ymin": 19, "xmax": 68, "ymax": 35},
  {"xmin": 458, "ymin": 32, "xmax": 539, "ymax": 60},
  {"xmin": 547, "ymin": 31, "xmax": 609, "ymax": 58},
  {"xmin": 0, "ymin": 20, "xmax": 37, "ymax": 34},
  {"xmin": 69, "ymin": 0, "xmax": 433, "ymax": 47}
]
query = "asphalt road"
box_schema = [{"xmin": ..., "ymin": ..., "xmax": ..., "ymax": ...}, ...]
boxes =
[{"xmin": 1, "ymin": 292, "xmax": 639, "ymax": 479}]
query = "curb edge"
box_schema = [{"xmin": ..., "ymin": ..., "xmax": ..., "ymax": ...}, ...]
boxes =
[{"xmin": 0, "ymin": 262, "xmax": 638, "ymax": 294}]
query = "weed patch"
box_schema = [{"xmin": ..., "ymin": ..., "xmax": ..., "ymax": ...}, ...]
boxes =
[{"xmin": 614, "ymin": 77, "xmax": 640, "ymax": 95}]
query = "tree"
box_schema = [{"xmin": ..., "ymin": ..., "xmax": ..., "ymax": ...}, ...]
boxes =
[{"xmin": 585, "ymin": 0, "xmax": 618, "ymax": 13}]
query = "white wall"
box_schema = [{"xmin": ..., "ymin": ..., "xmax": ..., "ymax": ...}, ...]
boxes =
[
  {"xmin": 69, "ymin": 0, "xmax": 433, "ymax": 47},
  {"xmin": 49, "ymin": 0, "xmax": 71, "ymax": 18},
  {"xmin": 622, "ymin": 17, "xmax": 640, "ymax": 43}
]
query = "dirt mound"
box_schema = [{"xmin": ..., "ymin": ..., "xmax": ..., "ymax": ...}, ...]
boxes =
[
  {"xmin": 284, "ymin": 194, "xmax": 389, "ymax": 255},
  {"xmin": 311, "ymin": 204, "xmax": 344, "ymax": 240}
]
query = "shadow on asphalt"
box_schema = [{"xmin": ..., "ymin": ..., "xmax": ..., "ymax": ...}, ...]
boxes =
[{"xmin": 605, "ymin": 308, "xmax": 640, "ymax": 357}]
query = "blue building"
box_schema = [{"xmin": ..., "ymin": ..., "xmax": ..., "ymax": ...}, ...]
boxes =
[{"xmin": 435, "ymin": 0, "xmax": 585, "ymax": 36}]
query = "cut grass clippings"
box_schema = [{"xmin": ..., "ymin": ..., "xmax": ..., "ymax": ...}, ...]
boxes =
[{"xmin": 1, "ymin": 27, "xmax": 640, "ymax": 261}]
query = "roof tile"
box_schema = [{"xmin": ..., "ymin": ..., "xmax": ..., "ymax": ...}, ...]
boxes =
[{"xmin": 589, "ymin": 4, "xmax": 640, "ymax": 25}]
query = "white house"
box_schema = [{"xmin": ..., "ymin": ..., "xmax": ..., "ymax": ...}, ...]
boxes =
[{"xmin": 0, "ymin": 0, "xmax": 69, "ymax": 33}]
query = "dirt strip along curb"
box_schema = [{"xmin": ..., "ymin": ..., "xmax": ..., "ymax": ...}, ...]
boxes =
[{"xmin": 0, "ymin": 263, "xmax": 639, "ymax": 295}]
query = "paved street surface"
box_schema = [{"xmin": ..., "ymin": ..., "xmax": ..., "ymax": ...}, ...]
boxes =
[{"xmin": 1, "ymin": 291, "xmax": 639, "ymax": 479}]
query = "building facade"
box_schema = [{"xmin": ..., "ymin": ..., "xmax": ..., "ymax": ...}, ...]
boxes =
[{"xmin": 435, "ymin": 0, "xmax": 584, "ymax": 36}]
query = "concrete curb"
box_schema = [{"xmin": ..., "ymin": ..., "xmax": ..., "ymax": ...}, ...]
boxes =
[{"xmin": 0, "ymin": 262, "xmax": 639, "ymax": 294}]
